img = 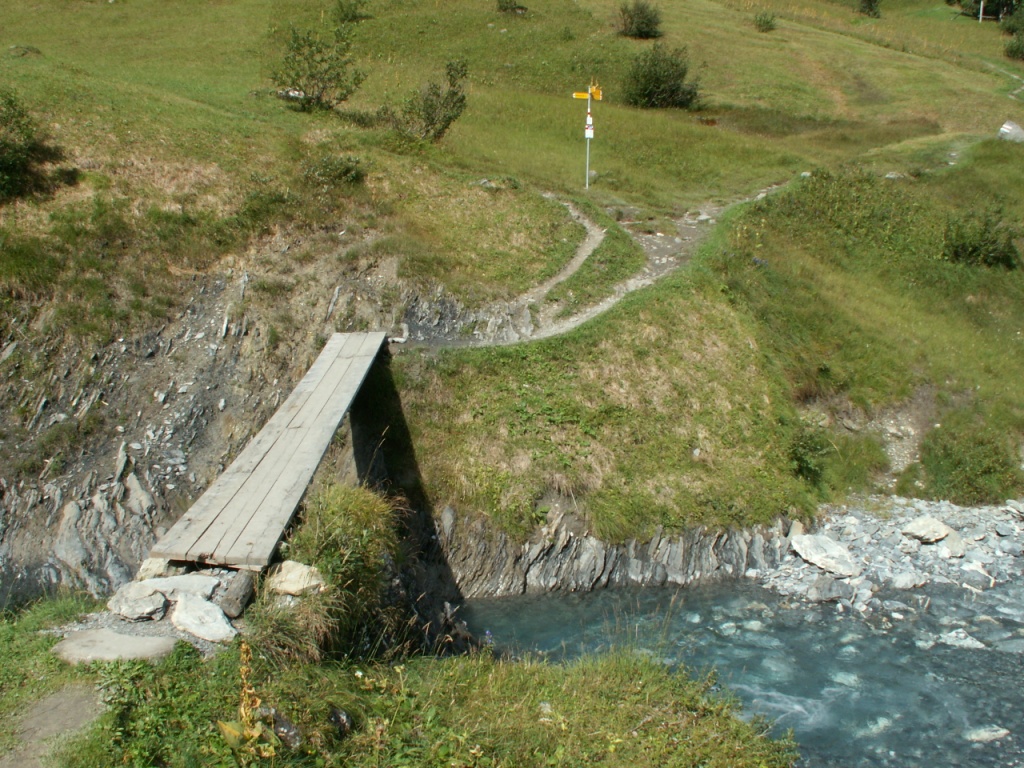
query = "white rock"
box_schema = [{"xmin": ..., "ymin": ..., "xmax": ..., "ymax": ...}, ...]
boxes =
[
  {"xmin": 902, "ymin": 516, "xmax": 953, "ymax": 544},
  {"xmin": 939, "ymin": 628, "xmax": 985, "ymax": 649},
  {"xmin": 998, "ymin": 120, "xmax": 1024, "ymax": 143},
  {"xmin": 123, "ymin": 472, "xmax": 156, "ymax": 518},
  {"xmin": 936, "ymin": 530, "xmax": 966, "ymax": 559},
  {"xmin": 142, "ymin": 574, "xmax": 220, "ymax": 600},
  {"xmin": 171, "ymin": 594, "xmax": 237, "ymax": 643},
  {"xmin": 790, "ymin": 534, "xmax": 861, "ymax": 577},
  {"xmin": 136, "ymin": 557, "xmax": 176, "ymax": 580},
  {"xmin": 964, "ymin": 725, "xmax": 1010, "ymax": 743},
  {"xmin": 107, "ymin": 582, "xmax": 168, "ymax": 621},
  {"xmin": 891, "ymin": 571, "xmax": 929, "ymax": 590},
  {"xmin": 266, "ymin": 560, "xmax": 326, "ymax": 596}
]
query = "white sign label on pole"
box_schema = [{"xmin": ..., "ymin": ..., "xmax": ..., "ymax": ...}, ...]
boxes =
[{"xmin": 585, "ymin": 126, "xmax": 594, "ymax": 139}]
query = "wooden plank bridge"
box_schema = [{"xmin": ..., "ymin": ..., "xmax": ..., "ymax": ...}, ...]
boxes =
[{"xmin": 150, "ymin": 332, "xmax": 387, "ymax": 570}]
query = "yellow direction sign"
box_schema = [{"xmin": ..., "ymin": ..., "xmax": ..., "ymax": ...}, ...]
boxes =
[
  {"xmin": 589, "ymin": 85, "xmax": 602, "ymax": 101},
  {"xmin": 573, "ymin": 92, "xmax": 590, "ymax": 99}
]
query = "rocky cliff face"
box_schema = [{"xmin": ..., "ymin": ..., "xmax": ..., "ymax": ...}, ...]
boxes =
[{"xmin": 437, "ymin": 503, "xmax": 795, "ymax": 599}]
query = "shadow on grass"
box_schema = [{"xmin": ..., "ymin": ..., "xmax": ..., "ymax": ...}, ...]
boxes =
[{"xmin": 352, "ymin": 345, "xmax": 475, "ymax": 654}]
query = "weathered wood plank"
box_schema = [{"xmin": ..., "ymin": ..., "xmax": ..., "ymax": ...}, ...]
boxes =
[
  {"xmin": 181, "ymin": 352, "xmax": 360, "ymax": 562},
  {"xmin": 150, "ymin": 335, "xmax": 356, "ymax": 558},
  {"xmin": 220, "ymin": 333, "xmax": 386, "ymax": 567},
  {"xmin": 149, "ymin": 332, "xmax": 385, "ymax": 565}
]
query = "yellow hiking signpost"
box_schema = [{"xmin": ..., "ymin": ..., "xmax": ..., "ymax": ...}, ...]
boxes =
[{"xmin": 573, "ymin": 81, "xmax": 603, "ymax": 189}]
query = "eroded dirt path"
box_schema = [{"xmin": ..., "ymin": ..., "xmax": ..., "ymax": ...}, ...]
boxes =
[
  {"xmin": 0, "ymin": 685, "xmax": 101, "ymax": 768},
  {"xmin": 410, "ymin": 186, "xmax": 782, "ymax": 348}
]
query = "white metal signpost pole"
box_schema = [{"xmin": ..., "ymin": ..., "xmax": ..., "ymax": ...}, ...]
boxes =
[{"xmin": 573, "ymin": 81, "xmax": 602, "ymax": 189}]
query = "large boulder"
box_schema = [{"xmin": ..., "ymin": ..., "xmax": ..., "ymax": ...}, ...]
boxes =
[
  {"xmin": 790, "ymin": 534, "xmax": 861, "ymax": 577},
  {"xmin": 107, "ymin": 574, "xmax": 220, "ymax": 621},
  {"xmin": 171, "ymin": 594, "xmax": 237, "ymax": 643},
  {"xmin": 901, "ymin": 516, "xmax": 953, "ymax": 544},
  {"xmin": 266, "ymin": 560, "xmax": 326, "ymax": 596}
]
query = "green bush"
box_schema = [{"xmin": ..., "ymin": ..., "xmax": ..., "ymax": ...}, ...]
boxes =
[
  {"xmin": 1007, "ymin": 32, "xmax": 1024, "ymax": 59},
  {"xmin": 1000, "ymin": 7, "xmax": 1024, "ymax": 33},
  {"xmin": 0, "ymin": 89, "xmax": 44, "ymax": 200},
  {"xmin": 302, "ymin": 154, "xmax": 365, "ymax": 189},
  {"xmin": 398, "ymin": 60, "xmax": 469, "ymax": 142},
  {"xmin": 754, "ymin": 11, "xmax": 777, "ymax": 31},
  {"xmin": 272, "ymin": 25, "xmax": 365, "ymax": 111},
  {"xmin": 623, "ymin": 44, "xmax": 700, "ymax": 110},
  {"xmin": 921, "ymin": 411, "xmax": 1023, "ymax": 505},
  {"xmin": 497, "ymin": 0, "xmax": 528, "ymax": 13},
  {"xmin": 962, "ymin": 0, "xmax": 1017, "ymax": 18},
  {"xmin": 943, "ymin": 208, "xmax": 1021, "ymax": 269},
  {"xmin": 618, "ymin": 0, "xmax": 662, "ymax": 38},
  {"xmin": 859, "ymin": 0, "xmax": 881, "ymax": 17},
  {"xmin": 333, "ymin": 0, "xmax": 369, "ymax": 24},
  {"xmin": 789, "ymin": 424, "xmax": 830, "ymax": 487},
  {"xmin": 248, "ymin": 484, "xmax": 412, "ymax": 664}
]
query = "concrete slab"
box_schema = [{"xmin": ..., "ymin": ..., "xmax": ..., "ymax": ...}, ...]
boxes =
[{"xmin": 51, "ymin": 628, "xmax": 178, "ymax": 664}]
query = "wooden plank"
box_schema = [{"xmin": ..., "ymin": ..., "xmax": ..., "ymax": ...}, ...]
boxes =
[
  {"xmin": 150, "ymin": 335, "xmax": 357, "ymax": 559},
  {"xmin": 174, "ymin": 337, "xmax": 368, "ymax": 562},
  {"xmin": 219, "ymin": 333, "xmax": 386, "ymax": 567},
  {"xmin": 150, "ymin": 333, "xmax": 385, "ymax": 564},
  {"xmin": 181, "ymin": 352, "xmax": 361, "ymax": 562}
]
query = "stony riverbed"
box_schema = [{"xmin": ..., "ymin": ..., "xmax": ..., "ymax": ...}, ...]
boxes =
[{"xmin": 463, "ymin": 495, "xmax": 1024, "ymax": 768}]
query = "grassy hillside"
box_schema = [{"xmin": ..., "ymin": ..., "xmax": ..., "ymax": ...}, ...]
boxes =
[
  {"xmin": 4, "ymin": 2, "xmax": 1024, "ymax": 764},
  {"xmin": 2, "ymin": 0, "xmax": 1023, "ymax": 529}
]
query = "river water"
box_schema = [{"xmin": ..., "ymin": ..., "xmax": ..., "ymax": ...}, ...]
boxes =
[{"xmin": 462, "ymin": 578, "xmax": 1024, "ymax": 767}]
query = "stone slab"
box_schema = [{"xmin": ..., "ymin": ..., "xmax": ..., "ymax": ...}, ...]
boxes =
[
  {"xmin": 171, "ymin": 594, "xmax": 237, "ymax": 643},
  {"xmin": 791, "ymin": 534, "xmax": 861, "ymax": 577},
  {"xmin": 902, "ymin": 516, "xmax": 952, "ymax": 544},
  {"xmin": 52, "ymin": 628, "xmax": 178, "ymax": 664}
]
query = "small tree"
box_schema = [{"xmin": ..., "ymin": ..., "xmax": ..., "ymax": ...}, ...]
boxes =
[
  {"xmin": 497, "ymin": 0, "xmax": 528, "ymax": 13},
  {"xmin": 943, "ymin": 209, "xmax": 1021, "ymax": 269},
  {"xmin": 1007, "ymin": 31, "xmax": 1024, "ymax": 58},
  {"xmin": 400, "ymin": 60, "xmax": 469, "ymax": 142},
  {"xmin": 272, "ymin": 26, "xmax": 365, "ymax": 111},
  {"xmin": 859, "ymin": 0, "xmax": 881, "ymax": 17},
  {"xmin": 754, "ymin": 10, "xmax": 777, "ymax": 31},
  {"xmin": 333, "ymin": 0, "xmax": 369, "ymax": 24},
  {"xmin": 0, "ymin": 89, "xmax": 44, "ymax": 200},
  {"xmin": 618, "ymin": 0, "xmax": 662, "ymax": 38},
  {"xmin": 623, "ymin": 44, "xmax": 700, "ymax": 110}
]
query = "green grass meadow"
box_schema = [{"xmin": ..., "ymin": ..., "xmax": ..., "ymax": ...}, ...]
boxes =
[
  {"xmin": 5, "ymin": 0, "xmax": 1024, "ymax": 764},
  {"xmin": 2, "ymin": 0, "xmax": 1022, "ymax": 529}
]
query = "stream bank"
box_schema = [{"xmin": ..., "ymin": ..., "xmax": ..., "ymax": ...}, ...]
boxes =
[{"xmin": 459, "ymin": 495, "xmax": 1024, "ymax": 768}]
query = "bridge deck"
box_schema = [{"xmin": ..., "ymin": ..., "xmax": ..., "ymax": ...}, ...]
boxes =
[{"xmin": 150, "ymin": 332, "xmax": 386, "ymax": 570}]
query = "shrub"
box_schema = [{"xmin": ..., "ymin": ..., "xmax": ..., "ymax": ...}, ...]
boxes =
[
  {"xmin": 859, "ymin": 0, "xmax": 881, "ymax": 17},
  {"xmin": 0, "ymin": 88, "xmax": 44, "ymax": 200},
  {"xmin": 920, "ymin": 411, "xmax": 1023, "ymax": 505},
  {"xmin": 962, "ymin": 0, "xmax": 1017, "ymax": 17},
  {"xmin": 497, "ymin": 0, "xmax": 528, "ymax": 13},
  {"xmin": 943, "ymin": 208, "xmax": 1021, "ymax": 269},
  {"xmin": 618, "ymin": 0, "xmax": 662, "ymax": 38},
  {"xmin": 302, "ymin": 154, "xmax": 365, "ymax": 189},
  {"xmin": 754, "ymin": 11, "xmax": 777, "ymax": 31},
  {"xmin": 623, "ymin": 44, "xmax": 700, "ymax": 110},
  {"xmin": 333, "ymin": 0, "xmax": 369, "ymax": 24},
  {"xmin": 398, "ymin": 60, "xmax": 469, "ymax": 142},
  {"xmin": 1000, "ymin": 7, "xmax": 1024, "ymax": 33},
  {"xmin": 1007, "ymin": 32, "xmax": 1024, "ymax": 59},
  {"xmin": 272, "ymin": 25, "xmax": 365, "ymax": 111},
  {"xmin": 789, "ymin": 423, "xmax": 831, "ymax": 488}
]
